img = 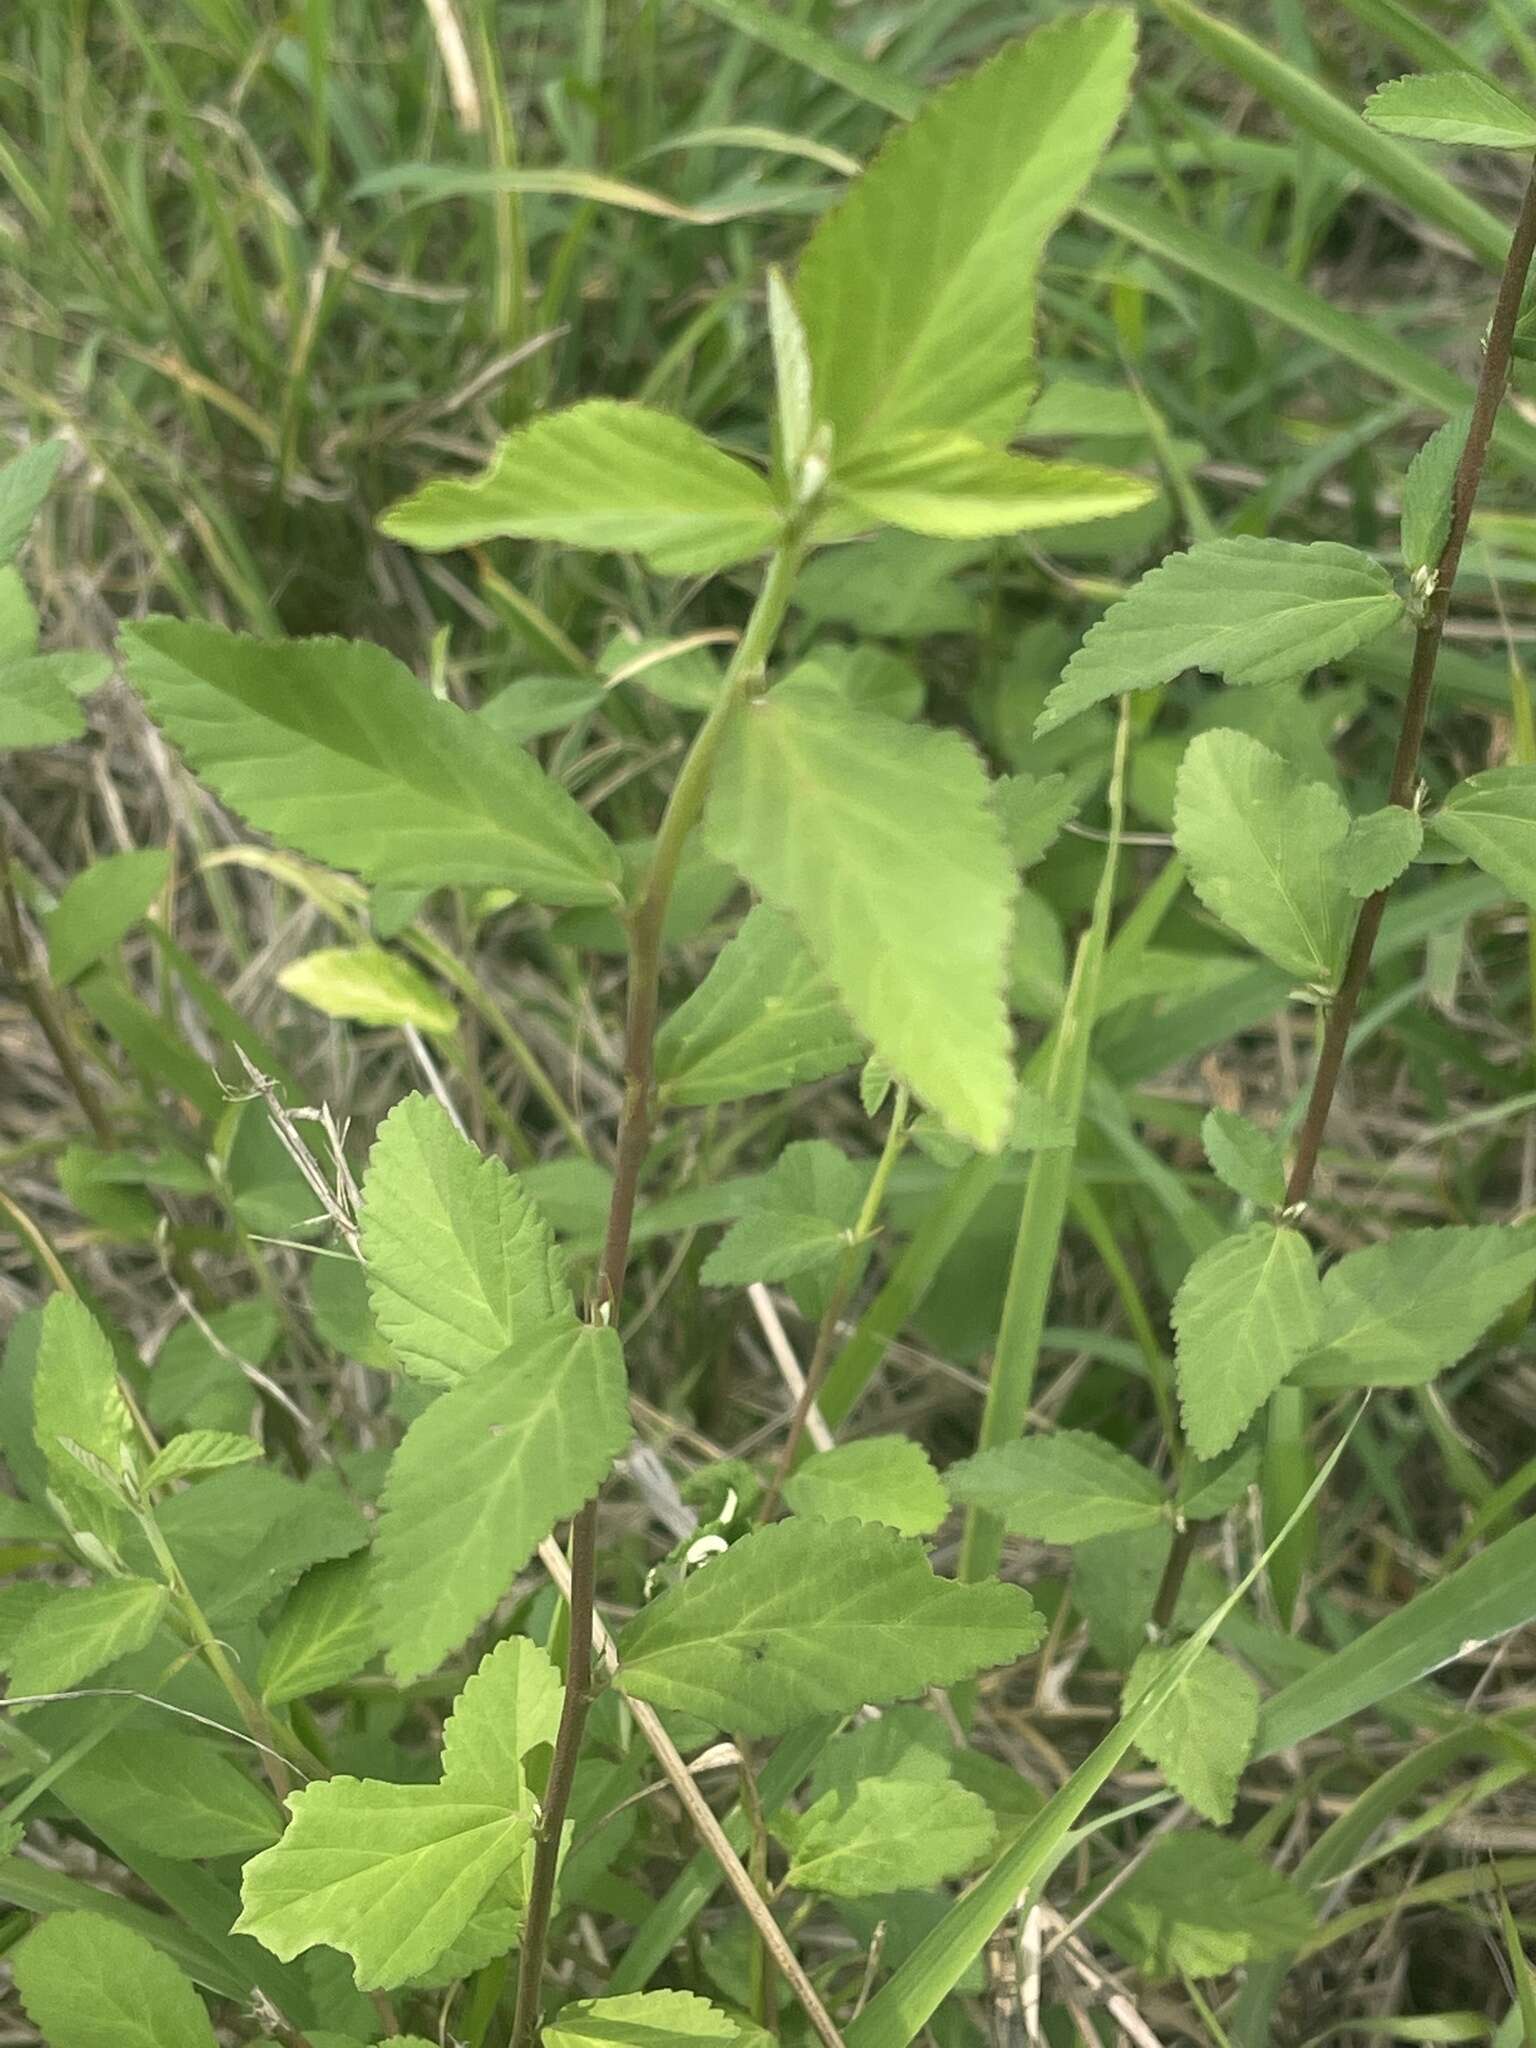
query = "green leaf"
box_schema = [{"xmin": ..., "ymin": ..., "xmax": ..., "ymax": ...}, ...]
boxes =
[
  {"xmin": 1178, "ymin": 1439, "xmax": 1261, "ymax": 1520},
  {"xmin": 1401, "ymin": 412, "xmax": 1467, "ymax": 577},
  {"xmin": 1364, "ymin": 71, "xmax": 1536, "ymax": 149},
  {"xmin": 827, "ymin": 433, "xmax": 1151, "ymax": 538},
  {"xmin": 119, "ymin": 619, "xmax": 620, "ymax": 906},
  {"xmin": 54, "ymin": 1727, "xmax": 280, "ymax": 1860},
  {"xmin": 944, "ymin": 1431, "xmax": 1166, "ymax": 1542},
  {"xmin": 0, "ymin": 442, "xmax": 65, "ymax": 567},
  {"xmin": 379, "ymin": 402, "xmax": 781, "ymax": 576},
  {"xmin": 260, "ymin": 1553, "xmax": 381, "ymax": 1706},
  {"xmin": 44, "ymin": 850, "xmax": 169, "ymax": 987},
  {"xmin": 1340, "ymin": 804, "xmax": 1424, "ymax": 897},
  {"xmin": 0, "ymin": 654, "xmax": 90, "ymax": 751},
  {"xmin": 995, "ymin": 772, "xmax": 1083, "ymax": 869},
  {"xmin": 143, "ymin": 1431, "xmax": 261, "ymax": 1490},
  {"xmin": 1173, "ymin": 1225, "xmax": 1322, "ymax": 1459},
  {"xmin": 1292, "ymin": 1224, "xmax": 1536, "ymax": 1388},
  {"xmin": 359, "ymin": 1094, "xmax": 572, "ymax": 1387},
  {"xmin": 700, "ymin": 1140, "xmax": 865, "ymax": 1293},
  {"xmin": 235, "ymin": 1777, "xmax": 532, "ymax": 1991},
  {"xmin": 768, "ymin": 266, "xmax": 815, "ymax": 484},
  {"xmin": 783, "ymin": 1437, "xmax": 948, "ymax": 1537},
  {"xmin": 655, "ymin": 904, "xmax": 863, "ymax": 1107},
  {"xmin": 440, "ymin": 1634, "xmax": 562, "ymax": 1807},
  {"xmin": 13, "ymin": 1910, "xmax": 217, "ymax": 2048},
  {"xmin": 1037, "ymin": 538, "xmax": 1403, "ymax": 736},
  {"xmin": 32, "ymin": 1295, "xmax": 133, "ymax": 1539},
  {"xmin": 147, "ymin": 1300, "xmax": 275, "ymax": 1434},
  {"xmin": 1096, "ymin": 1833, "xmax": 1312, "ymax": 1979},
  {"xmin": 617, "ymin": 1517, "xmax": 1043, "ymax": 1735},
  {"xmin": 278, "ymin": 947, "xmax": 456, "ymax": 1036},
  {"xmin": 374, "ymin": 1321, "xmax": 630, "ymax": 1682},
  {"xmin": 1174, "ymin": 730, "xmax": 1355, "ymax": 985},
  {"xmin": 5, "ymin": 1578, "xmax": 169, "ymax": 1699},
  {"xmin": 1434, "ymin": 766, "xmax": 1536, "ymax": 903},
  {"xmin": 1122, "ymin": 1644, "xmax": 1260, "ymax": 1824},
  {"xmin": 0, "ymin": 568, "xmax": 36, "ymax": 663},
  {"xmin": 795, "ymin": 10, "xmax": 1136, "ymax": 457},
  {"xmin": 706, "ymin": 692, "xmax": 1016, "ymax": 1149},
  {"xmin": 783, "ymin": 1776, "xmax": 995, "ymax": 1897},
  {"xmin": 1201, "ymin": 1108, "xmax": 1286, "ymax": 1208},
  {"xmin": 544, "ymin": 1991, "xmax": 738, "ymax": 2048},
  {"xmin": 145, "ymin": 1464, "xmax": 367, "ymax": 1623}
]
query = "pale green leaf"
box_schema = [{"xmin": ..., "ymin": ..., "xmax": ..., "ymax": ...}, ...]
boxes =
[
  {"xmin": 148, "ymin": 1300, "xmax": 275, "ymax": 1434},
  {"xmin": 1401, "ymin": 412, "xmax": 1467, "ymax": 577},
  {"xmin": 1364, "ymin": 72, "xmax": 1536, "ymax": 149},
  {"xmin": 944, "ymin": 1431, "xmax": 1166, "ymax": 1542},
  {"xmin": 1122, "ymin": 1644, "xmax": 1260, "ymax": 1824},
  {"xmin": 278, "ymin": 946, "xmax": 456, "ymax": 1035},
  {"xmin": 1292, "ymin": 1223, "xmax": 1536, "ymax": 1388},
  {"xmin": 617, "ymin": 1517, "xmax": 1044, "ymax": 1735},
  {"xmin": 0, "ymin": 441, "xmax": 65, "ymax": 568},
  {"xmin": 768, "ymin": 266, "xmax": 815, "ymax": 483},
  {"xmin": 0, "ymin": 654, "xmax": 90, "ymax": 751},
  {"xmin": 995, "ymin": 772, "xmax": 1083, "ymax": 869},
  {"xmin": 143, "ymin": 1430, "xmax": 261, "ymax": 1490},
  {"xmin": 776, "ymin": 645, "xmax": 925, "ymax": 722},
  {"xmin": 1097, "ymin": 1833, "xmax": 1312, "ymax": 1979},
  {"xmin": 783, "ymin": 1776, "xmax": 995, "ymax": 1897},
  {"xmin": 1174, "ymin": 730, "xmax": 1355, "ymax": 985},
  {"xmin": 545, "ymin": 1991, "xmax": 738, "ymax": 2048},
  {"xmin": 144, "ymin": 1463, "xmax": 367, "ymax": 1624},
  {"xmin": 700, "ymin": 1140, "xmax": 865, "ymax": 1291},
  {"xmin": 1173, "ymin": 1225, "xmax": 1322, "ymax": 1459},
  {"xmin": 259, "ymin": 1552, "xmax": 381, "ymax": 1706},
  {"xmin": 827, "ymin": 432, "xmax": 1151, "ymax": 539},
  {"xmin": 119, "ymin": 619, "xmax": 620, "ymax": 906},
  {"xmin": 1177, "ymin": 1439, "xmax": 1262, "ymax": 1520},
  {"xmin": 1201, "ymin": 1108, "xmax": 1286, "ymax": 1208},
  {"xmin": 1340, "ymin": 804, "xmax": 1424, "ymax": 897},
  {"xmin": 0, "ymin": 568, "xmax": 36, "ymax": 662},
  {"xmin": 1037, "ymin": 538, "xmax": 1403, "ymax": 736},
  {"xmin": 478, "ymin": 674, "xmax": 603, "ymax": 742},
  {"xmin": 44, "ymin": 851, "xmax": 169, "ymax": 987},
  {"xmin": 795, "ymin": 11, "xmax": 1136, "ymax": 456},
  {"xmin": 379, "ymin": 402, "xmax": 781, "ymax": 576},
  {"xmin": 784, "ymin": 1437, "xmax": 948, "ymax": 1537},
  {"xmin": 374, "ymin": 1322, "xmax": 630, "ymax": 1681},
  {"xmin": 359, "ymin": 1094, "xmax": 572, "ymax": 1387},
  {"xmin": 55, "ymin": 1728, "xmax": 279, "ymax": 1860},
  {"xmin": 32, "ymin": 1295, "xmax": 133, "ymax": 1540},
  {"xmin": 655, "ymin": 904, "xmax": 863, "ymax": 1107},
  {"xmin": 440, "ymin": 1634, "xmax": 562, "ymax": 1806},
  {"xmin": 5, "ymin": 1578, "xmax": 169, "ymax": 1699},
  {"xmin": 705, "ymin": 692, "xmax": 1016, "ymax": 1149},
  {"xmin": 1435, "ymin": 765, "xmax": 1536, "ymax": 903},
  {"xmin": 235, "ymin": 1777, "xmax": 532, "ymax": 1991},
  {"xmin": 14, "ymin": 1910, "xmax": 217, "ymax": 2048}
]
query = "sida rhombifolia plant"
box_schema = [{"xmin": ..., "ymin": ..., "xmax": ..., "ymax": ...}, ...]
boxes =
[{"xmin": 7, "ymin": 18, "xmax": 1536, "ymax": 2047}]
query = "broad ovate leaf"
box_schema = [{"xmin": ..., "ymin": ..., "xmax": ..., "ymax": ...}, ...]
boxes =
[
  {"xmin": 783, "ymin": 1437, "xmax": 948, "ymax": 1537},
  {"xmin": 705, "ymin": 692, "xmax": 1016, "ymax": 1149},
  {"xmin": 1200, "ymin": 1108, "xmax": 1286, "ymax": 1209},
  {"xmin": 5, "ymin": 1578, "xmax": 169, "ymax": 1700},
  {"xmin": 235, "ymin": 1777, "xmax": 532, "ymax": 1991},
  {"xmin": 544, "ymin": 1991, "xmax": 738, "ymax": 2048},
  {"xmin": 783, "ymin": 1775, "xmax": 995, "ymax": 1897},
  {"xmin": 1097, "ymin": 1833, "xmax": 1312, "ymax": 1979},
  {"xmin": 1037, "ymin": 538, "xmax": 1402, "ymax": 736},
  {"xmin": 13, "ymin": 1911, "xmax": 217, "ymax": 2048},
  {"xmin": 1364, "ymin": 72, "xmax": 1536, "ymax": 150},
  {"xmin": 796, "ymin": 10, "xmax": 1136, "ymax": 457},
  {"xmin": 0, "ymin": 440, "xmax": 66, "ymax": 568},
  {"xmin": 655, "ymin": 904, "xmax": 863, "ymax": 1107},
  {"xmin": 1293, "ymin": 1223, "xmax": 1536, "ymax": 1388},
  {"xmin": 374, "ymin": 1322, "xmax": 630, "ymax": 1681},
  {"xmin": 827, "ymin": 432, "xmax": 1151, "ymax": 539},
  {"xmin": 1173, "ymin": 1225, "xmax": 1321, "ymax": 1459},
  {"xmin": 1339, "ymin": 804, "xmax": 1423, "ymax": 897},
  {"xmin": 945, "ymin": 1431, "xmax": 1166, "ymax": 1543},
  {"xmin": 1434, "ymin": 765, "xmax": 1536, "ymax": 903},
  {"xmin": 359, "ymin": 1094, "xmax": 572, "ymax": 1387},
  {"xmin": 259, "ymin": 1552, "xmax": 381, "ymax": 1706},
  {"xmin": 119, "ymin": 618, "xmax": 620, "ymax": 906},
  {"xmin": 1174, "ymin": 730, "xmax": 1354, "ymax": 986},
  {"xmin": 1122, "ymin": 1644, "xmax": 1259, "ymax": 1824},
  {"xmin": 44, "ymin": 849, "xmax": 169, "ymax": 988},
  {"xmin": 617, "ymin": 1517, "xmax": 1043, "ymax": 1735},
  {"xmin": 440, "ymin": 1634, "xmax": 563, "ymax": 1807},
  {"xmin": 379, "ymin": 401, "xmax": 781, "ymax": 576},
  {"xmin": 278, "ymin": 945, "xmax": 456, "ymax": 1035}
]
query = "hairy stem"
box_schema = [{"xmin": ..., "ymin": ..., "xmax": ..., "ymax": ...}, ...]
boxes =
[{"xmin": 508, "ymin": 537, "xmax": 803, "ymax": 2048}]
